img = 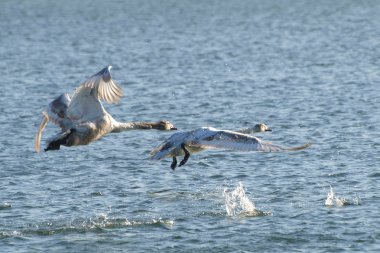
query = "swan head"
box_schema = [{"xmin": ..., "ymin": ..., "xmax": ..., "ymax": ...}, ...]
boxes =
[
  {"xmin": 254, "ymin": 123, "xmax": 271, "ymax": 132},
  {"xmin": 155, "ymin": 120, "xmax": 177, "ymax": 130}
]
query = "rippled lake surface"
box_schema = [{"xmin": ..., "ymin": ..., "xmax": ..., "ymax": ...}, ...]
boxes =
[{"xmin": 1, "ymin": 0, "xmax": 380, "ymax": 252}]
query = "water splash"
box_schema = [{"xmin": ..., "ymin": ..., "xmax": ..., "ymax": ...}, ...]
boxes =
[
  {"xmin": 77, "ymin": 213, "xmax": 174, "ymax": 230},
  {"xmin": 325, "ymin": 186, "xmax": 335, "ymax": 206},
  {"xmin": 325, "ymin": 186, "xmax": 360, "ymax": 207},
  {"xmin": 223, "ymin": 182, "xmax": 271, "ymax": 217},
  {"xmin": 0, "ymin": 202, "xmax": 12, "ymax": 210},
  {"xmin": 0, "ymin": 215, "xmax": 174, "ymax": 238}
]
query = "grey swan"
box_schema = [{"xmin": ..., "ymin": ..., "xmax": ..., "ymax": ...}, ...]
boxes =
[
  {"xmin": 150, "ymin": 124, "xmax": 310, "ymax": 170},
  {"xmin": 35, "ymin": 66, "xmax": 176, "ymax": 152}
]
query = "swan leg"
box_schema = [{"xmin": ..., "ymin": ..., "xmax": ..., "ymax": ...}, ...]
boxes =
[
  {"xmin": 170, "ymin": 157, "xmax": 178, "ymax": 170},
  {"xmin": 179, "ymin": 144, "xmax": 190, "ymax": 167}
]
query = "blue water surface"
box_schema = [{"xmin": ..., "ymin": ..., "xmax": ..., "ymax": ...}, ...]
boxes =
[{"xmin": 1, "ymin": 0, "xmax": 379, "ymax": 252}]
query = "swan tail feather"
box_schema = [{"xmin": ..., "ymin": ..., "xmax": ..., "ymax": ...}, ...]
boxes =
[
  {"xmin": 150, "ymin": 142, "xmax": 175, "ymax": 160},
  {"xmin": 150, "ymin": 148, "xmax": 169, "ymax": 160}
]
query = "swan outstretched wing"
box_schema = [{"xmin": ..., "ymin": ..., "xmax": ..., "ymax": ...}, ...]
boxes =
[
  {"xmin": 188, "ymin": 130, "xmax": 308, "ymax": 152},
  {"xmin": 35, "ymin": 112, "xmax": 49, "ymax": 152},
  {"xmin": 66, "ymin": 86, "xmax": 106, "ymax": 122},
  {"xmin": 80, "ymin": 65, "xmax": 123, "ymax": 104},
  {"xmin": 67, "ymin": 66, "xmax": 123, "ymax": 122}
]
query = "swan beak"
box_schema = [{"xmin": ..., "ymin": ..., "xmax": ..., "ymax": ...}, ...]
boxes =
[
  {"xmin": 265, "ymin": 129, "xmax": 272, "ymax": 131},
  {"xmin": 170, "ymin": 127, "xmax": 178, "ymax": 130}
]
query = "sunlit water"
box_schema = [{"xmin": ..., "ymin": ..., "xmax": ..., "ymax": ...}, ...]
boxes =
[{"xmin": 1, "ymin": 0, "xmax": 380, "ymax": 252}]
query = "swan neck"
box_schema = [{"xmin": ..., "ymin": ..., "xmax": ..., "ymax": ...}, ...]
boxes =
[
  {"xmin": 112, "ymin": 120, "xmax": 162, "ymax": 132},
  {"xmin": 236, "ymin": 128, "xmax": 260, "ymax": 134},
  {"xmin": 112, "ymin": 121, "xmax": 134, "ymax": 132}
]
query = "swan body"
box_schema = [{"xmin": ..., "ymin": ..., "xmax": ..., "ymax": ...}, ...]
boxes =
[
  {"xmin": 35, "ymin": 66, "xmax": 176, "ymax": 152},
  {"xmin": 150, "ymin": 124, "xmax": 310, "ymax": 170}
]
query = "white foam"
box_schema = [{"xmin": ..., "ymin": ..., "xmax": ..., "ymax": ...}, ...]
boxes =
[
  {"xmin": 325, "ymin": 186, "xmax": 335, "ymax": 206},
  {"xmin": 223, "ymin": 182, "xmax": 270, "ymax": 217},
  {"xmin": 325, "ymin": 186, "xmax": 360, "ymax": 207}
]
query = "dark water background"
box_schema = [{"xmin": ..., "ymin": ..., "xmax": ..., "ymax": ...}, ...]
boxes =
[{"xmin": 1, "ymin": 0, "xmax": 379, "ymax": 252}]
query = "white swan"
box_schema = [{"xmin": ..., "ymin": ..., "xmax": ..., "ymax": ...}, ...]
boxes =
[
  {"xmin": 150, "ymin": 124, "xmax": 310, "ymax": 170},
  {"xmin": 35, "ymin": 66, "xmax": 176, "ymax": 152}
]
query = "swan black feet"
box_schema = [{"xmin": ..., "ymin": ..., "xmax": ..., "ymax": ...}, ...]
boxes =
[
  {"xmin": 44, "ymin": 128, "xmax": 76, "ymax": 152},
  {"xmin": 179, "ymin": 143, "xmax": 190, "ymax": 167},
  {"xmin": 44, "ymin": 140, "xmax": 62, "ymax": 151},
  {"xmin": 171, "ymin": 157, "xmax": 177, "ymax": 171},
  {"xmin": 170, "ymin": 144, "xmax": 190, "ymax": 170}
]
